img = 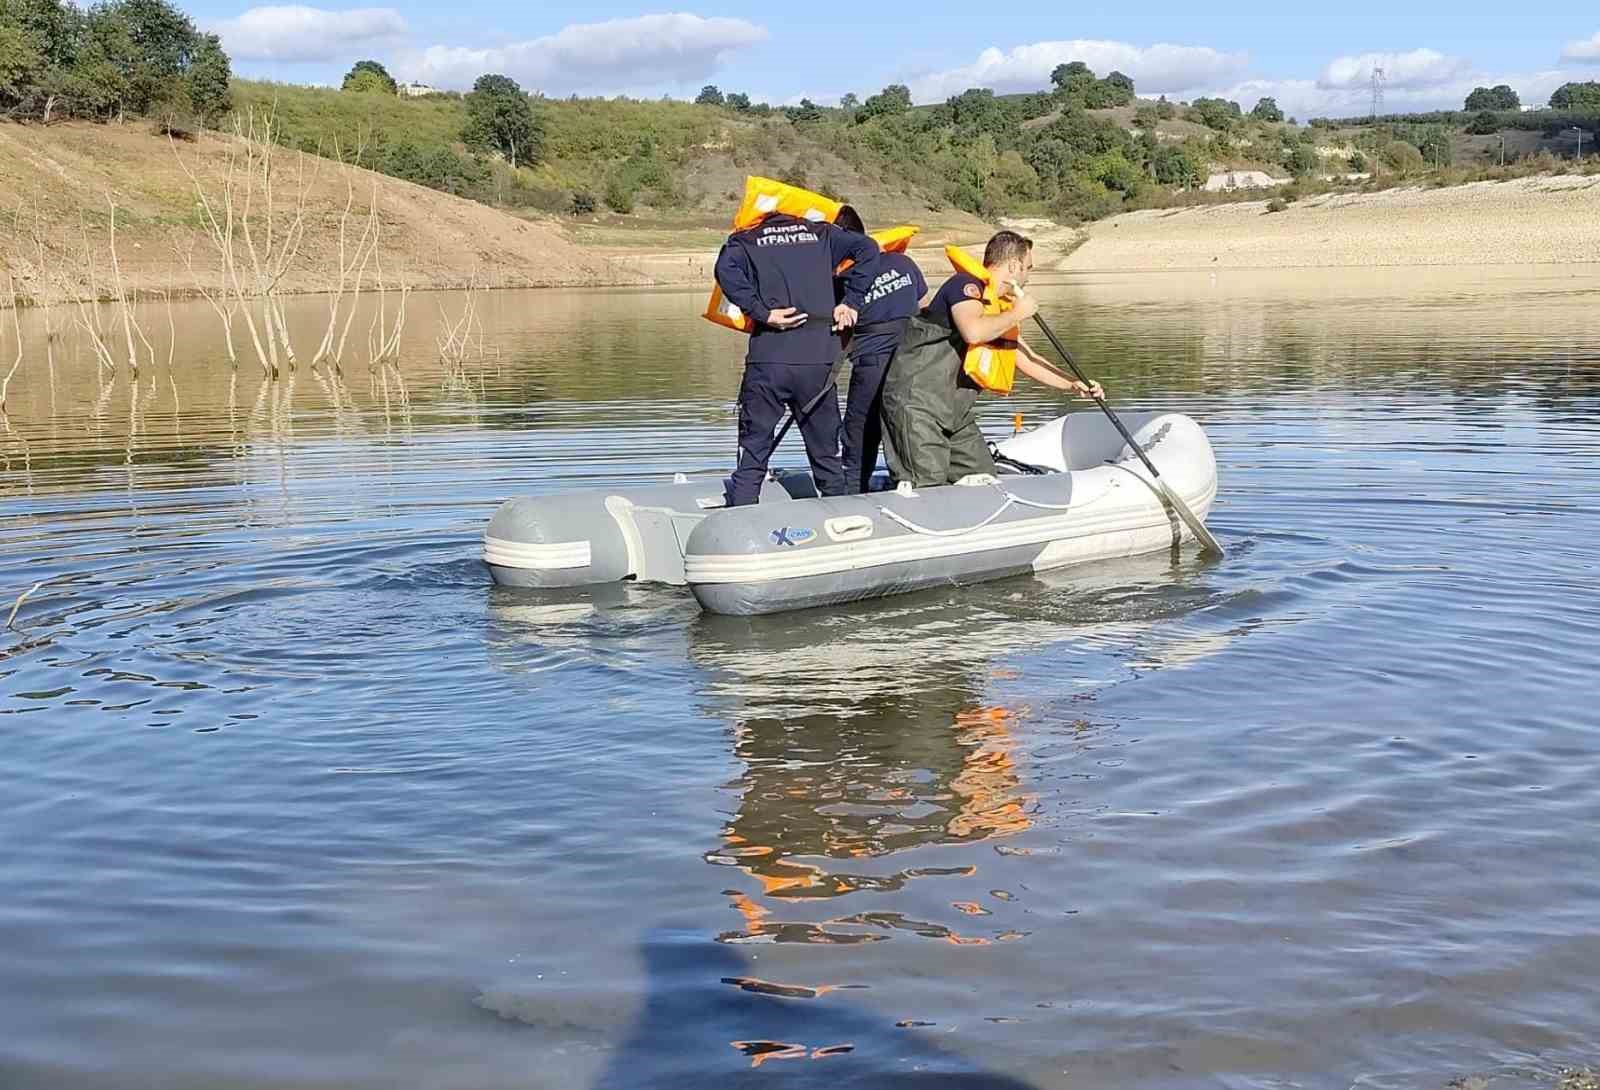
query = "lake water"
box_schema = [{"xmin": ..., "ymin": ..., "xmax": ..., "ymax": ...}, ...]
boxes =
[{"xmin": 3, "ymin": 267, "xmax": 1599, "ymax": 1089}]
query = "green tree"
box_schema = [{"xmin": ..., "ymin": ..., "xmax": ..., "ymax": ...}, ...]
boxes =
[
  {"xmin": 603, "ymin": 173, "xmax": 635, "ymax": 213},
  {"xmin": 3, "ymin": 0, "xmax": 78, "ymax": 64},
  {"xmin": 184, "ymin": 30, "xmax": 229, "ymax": 121},
  {"xmin": 946, "ymin": 87, "xmax": 1009, "ymax": 137},
  {"xmin": 1283, "ymin": 142, "xmax": 1318, "ymax": 176},
  {"xmin": 1050, "ymin": 61, "xmax": 1092, "ymax": 90},
  {"xmin": 1150, "ymin": 143, "xmax": 1203, "ymax": 187},
  {"xmin": 1104, "ymin": 70, "xmax": 1135, "ymax": 96},
  {"xmin": 856, "ymin": 82, "xmax": 911, "ymax": 122},
  {"xmin": 1549, "ymin": 82, "xmax": 1600, "ymax": 109},
  {"xmin": 1250, "ymin": 96, "xmax": 1284, "ymax": 122},
  {"xmin": 72, "ymin": 5, "xmax": 138, "ymax": 116},
  {"xmin": 0, "ymin": 23, "xmax": 46, "ymax": 106},
  {"xmin": 725, "ymin": 91, "xmax": 750, "ymax": 111},
  {"xmin": 694, "ymin": 84, "xmax": 723, "ymax": 106},
  {"xmin": 839, "ymin": 92, "xmax": 858, "ymax": 110},
  {"xmin": 342, "ymin": 59, "xmax": 396, "ymax": 94},
  {"xmin": 462, "ymin": 72, "xmax": 543, "ymax": 167},
  {"xmin": 1155, "ymin": 96, "xmax": 1176, "ymax": 120},
  {"xmin": 117, "ymin": 0, "xmax": 197, "ymax": 77},
  {"xmin": 1464, "ymin": 84, "xmax": 1519, "ymax": 111},
  {"xmin": 1090, "ymin": 149, "xmax": 1142, "ymax": 195},
  {"xmin": 784, "ymin": 97, "xmax": 821, "ymax": 123},
  {"xmin": 1189, "ymin": 97, "xmax": 1241, "ymax": 131},
  {"xmin": 383, "ymin": 140, "xmax": 430, "ymax": 184}
]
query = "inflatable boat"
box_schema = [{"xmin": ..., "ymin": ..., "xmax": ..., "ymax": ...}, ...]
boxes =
[{"xmin": 483, "ymin": 410, "xmax": 1217, "ymax": 616}]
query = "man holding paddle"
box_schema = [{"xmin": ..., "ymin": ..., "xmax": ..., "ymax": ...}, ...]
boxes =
[{"xmin": 880, "ymin": 230, "xmax": 1100, "ymax": 488}]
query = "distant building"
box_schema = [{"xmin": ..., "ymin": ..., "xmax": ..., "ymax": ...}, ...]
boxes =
[
  {"xmin": 399, "ymin": 82, "xmax": 441, "ymax": 98},
  {"xmin": 1201, "ymin": 170, "xmax": 1289, "ymax": 192}
]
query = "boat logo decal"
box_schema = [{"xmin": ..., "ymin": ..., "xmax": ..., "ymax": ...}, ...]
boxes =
[{"xmin": 770, "ymin": 526, "xmax": 816, "ymax": 547}]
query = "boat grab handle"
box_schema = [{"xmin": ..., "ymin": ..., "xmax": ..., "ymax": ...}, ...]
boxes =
[{"xmin": 825, "ymin": 515, "xmax": 874, "ymax": 542}]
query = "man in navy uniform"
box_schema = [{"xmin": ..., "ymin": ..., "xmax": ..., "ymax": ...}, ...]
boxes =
[
  {"xmin": 713, "ymin": 212, "xmax": 880, "ymax": 506},
  {"xmin": 832, "ymin": 206, "xmax": 928, "ymax": 493}
]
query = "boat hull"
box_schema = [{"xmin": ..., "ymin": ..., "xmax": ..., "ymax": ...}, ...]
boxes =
[{"xmin": 483, "ymin": 411, "xmax": 1218, "ymax": 614}]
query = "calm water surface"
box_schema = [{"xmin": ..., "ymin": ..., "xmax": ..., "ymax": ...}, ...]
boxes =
[{"xmin": 2, "ymin": 267, "xmax": 1599, "ymax": 1089}]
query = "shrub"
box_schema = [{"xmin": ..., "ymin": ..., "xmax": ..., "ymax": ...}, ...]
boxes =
[
  {"xmin": 603, "ymin": 175, "xmax": 635, "ymax": 213},
  {"xmin": 1467, "ymin": 110, "xmax": 1500, "ymax": 135},
  {"xmin": 1379, "ymin": 140, "xmax": 1425, "ymax": 174},
  {"xmin": 571, "ymin": 190, "xmax": 597, "ymax": 215},
  {"xmin": 1266, "ymin": 198, "xmax": 1287, "ymax": 213}
]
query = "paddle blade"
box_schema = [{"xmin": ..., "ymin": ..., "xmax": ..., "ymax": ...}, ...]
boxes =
[{"xmin": 1158, "ymin": 479, "xmax": 1224, "ymax": 556}]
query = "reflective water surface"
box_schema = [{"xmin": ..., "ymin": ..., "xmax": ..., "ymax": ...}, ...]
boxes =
[{"xmin": 3, "ymin": 266, "xmax": 1599, "ymax": 1089}]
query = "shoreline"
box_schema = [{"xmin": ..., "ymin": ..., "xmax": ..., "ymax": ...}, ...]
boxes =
[{"xmin": 8, "ymin": 119, "xmax": 1600, "ymax": 307}]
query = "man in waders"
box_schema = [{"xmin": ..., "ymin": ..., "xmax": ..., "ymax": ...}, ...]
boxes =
[
  {"xmin": 880, "ymin": 231, "xmax": 1101, "ymax": 488},
  {"xmin": 714, "ymin": 213, "xmax": 880, "ymax": 506},
  {"xmin": 833, "ymin": 206, "xmax": 929, "ymax": 492}
]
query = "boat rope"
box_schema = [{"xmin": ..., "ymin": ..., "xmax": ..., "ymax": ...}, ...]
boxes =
[{"xmin": 877, "ymin": 481, "xmax": 1075, "ymax": 539}]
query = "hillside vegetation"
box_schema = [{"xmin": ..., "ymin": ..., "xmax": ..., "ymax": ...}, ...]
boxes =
[{"xmin": 5, "ymin": 0, "xmax": 1599, "ymax": 293}]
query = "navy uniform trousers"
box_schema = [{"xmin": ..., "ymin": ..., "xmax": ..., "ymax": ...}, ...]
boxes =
[
  {"xmin": 839, "ymin": 320, "xmax": 909, "ymax": 494},
  {"xmin": 726, "ymin": 362, "xmax": 846, "ymax": 507}
]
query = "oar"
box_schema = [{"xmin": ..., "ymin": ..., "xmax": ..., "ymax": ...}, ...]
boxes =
[{"xmin": 1014, "ymin": 286, "xmax": 1224, "ymax": 557}]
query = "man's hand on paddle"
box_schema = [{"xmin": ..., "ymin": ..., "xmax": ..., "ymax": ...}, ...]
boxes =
[{"xmin": 1008, "ymin": 293, "xmax": 1039, "ymax": 324}]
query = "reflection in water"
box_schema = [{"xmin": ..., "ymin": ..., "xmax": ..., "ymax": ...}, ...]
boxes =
[
  {"xmin": 690, "ymin": 602, "xmax": 1064, "ymax": 947},
  {"xmin": 586, "ymin": 928, "xmax": 1037, "ymax": 1088}
]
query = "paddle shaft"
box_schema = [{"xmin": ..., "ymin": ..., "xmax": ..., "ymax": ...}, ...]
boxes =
[
  {"xmin": 1022, "ymin": 304, "xmax": 1224, "ymax": 556},
  {"xmin": 1026, "ymin": 314, "xmax": 1164, "ymax": 481}
]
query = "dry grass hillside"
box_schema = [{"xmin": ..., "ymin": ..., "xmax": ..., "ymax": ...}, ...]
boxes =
[{"xmin": 0, "ymin": 121, "xmax": 649, "ymax": 306}]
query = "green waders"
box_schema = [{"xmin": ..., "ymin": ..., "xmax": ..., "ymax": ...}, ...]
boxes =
[{"xmin": 880, "ymin": 314, "xmax": 996, "ymax": 488}]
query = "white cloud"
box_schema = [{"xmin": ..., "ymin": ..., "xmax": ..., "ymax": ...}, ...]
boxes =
[
  {"xmin": 395, "ymin": 13, "xmax": 766, "ymax": 93},
  {"xmin": 1561, "ymin": 31, "xmax": 1600, "ymax": 64},
  {"xmin": 906, "ymin": 39, "xmax": 1248, "ymax": 103},
  {"xmin": 213, "ymin": 5, "xmax": 408, "ymax": 63},
  {"xmin": 1209, "ymin": 68, "xmax": 1576, "ymax": 120},
  {"xmin": 1318, "ymin": 48, "xmax": 1470, "ymax": 91}
]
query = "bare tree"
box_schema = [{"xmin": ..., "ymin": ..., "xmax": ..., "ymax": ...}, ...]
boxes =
[
  {"xmin": 310, "ymin": 138, "xmax": 381, "ymax": 371},
  {"xmin": 68, "ymin": 201, "xmax": 156, "ymax": 379},
  {"xmin": 173, "ymin": 108, "xmax": 320, "ymax": 379},
  {"xmin": 0, "ymin": 275, "xmax": 22, "ymax": 412}
]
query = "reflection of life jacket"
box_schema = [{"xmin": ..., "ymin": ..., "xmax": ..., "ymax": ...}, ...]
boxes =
[
  {"xmin": 704, "ymin": 174, "xmax": 917, "ymax": 333},
  {"xmin": 946, "ymin": 244, "xmax": 1018, "ymax": 395}
]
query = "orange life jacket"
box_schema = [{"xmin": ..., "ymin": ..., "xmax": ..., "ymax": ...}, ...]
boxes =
[
  {"xmin": 946, "ymin": 244, "xmax": 1018, "ymax": 395},
  {"xmin": 703, "ymin": 216, "xmax": 921, "ymax": 334}
]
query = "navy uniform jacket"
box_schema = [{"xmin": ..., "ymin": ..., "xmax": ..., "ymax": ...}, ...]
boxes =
[
  {"xmin": 849, "ymin": 251, "xmax": 927, "ymax": 361},
  {"xmin": 714, "ymin": 214, "xmax": 880, "ymax": 366}
]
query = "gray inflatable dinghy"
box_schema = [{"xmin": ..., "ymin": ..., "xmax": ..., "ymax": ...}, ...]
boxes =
[{"xmin": 484, "ymin": 411, "xmax": 1217, "ymax": 615}]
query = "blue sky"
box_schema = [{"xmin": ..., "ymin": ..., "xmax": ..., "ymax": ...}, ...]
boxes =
[{"xmin": 198, "ymin": 1, "xmax": 1600, "ymax": 117}]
